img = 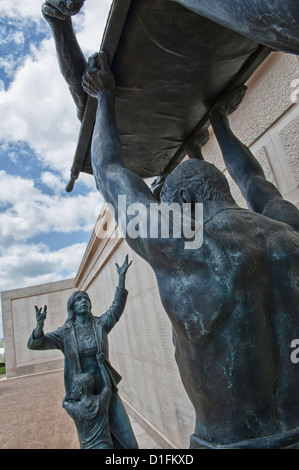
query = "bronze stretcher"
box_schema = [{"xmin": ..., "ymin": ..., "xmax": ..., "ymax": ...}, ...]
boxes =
[{"xmin": 66, "ymin": 0, "xmax": 272, "ymax": 192}]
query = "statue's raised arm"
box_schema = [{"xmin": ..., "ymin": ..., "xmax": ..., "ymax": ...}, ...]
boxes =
[{"xmin": 42, "ymin": 0, "xmax": 88, "ymax": 120}]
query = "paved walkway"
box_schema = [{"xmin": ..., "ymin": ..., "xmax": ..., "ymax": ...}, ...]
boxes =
[{"xmin": 0, "ymin": 369, "xmax": 162, "ymax": 449}]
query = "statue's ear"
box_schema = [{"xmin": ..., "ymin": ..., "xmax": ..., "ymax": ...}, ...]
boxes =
[{"xmin": 179, "ymin": 188, "xmax": 193, "ymax": 204}]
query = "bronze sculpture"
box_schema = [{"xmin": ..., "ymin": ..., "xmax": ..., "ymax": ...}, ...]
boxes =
[
  {"xmin": 28, "ymin": 256, "xmax": 138, "ymax": 449},
  {"xmin": 39, "ymin": 0, "xmax": 299, "ymax": 448},
  {"xmin": 81, "ymin": 53, "xmax": 299, "ymax": 448}
]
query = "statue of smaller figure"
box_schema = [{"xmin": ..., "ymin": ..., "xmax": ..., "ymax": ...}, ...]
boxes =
[
  {"xmin": 28, "ymin": 255, "xmax": 138, "ymax": 449},
  {"xmin": 63, "ymin": 355, "xmax": 113, "ymax": 449}
]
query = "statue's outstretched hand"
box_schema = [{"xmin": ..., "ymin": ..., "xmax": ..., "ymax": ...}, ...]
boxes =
[
  {"xmin": 82, "ymin": 51, "xmax": 116, "ymax": 98},
  {"xmin": 115, "ymin": 255, "xmax": 132, "ymax": 278},
  {"xmin": 42, "ymin": 0, "xmax": 85, "ymax": 23},
  {"xmin": 35, "ymin": 305, "xmax": 47, "ymax": 326}
]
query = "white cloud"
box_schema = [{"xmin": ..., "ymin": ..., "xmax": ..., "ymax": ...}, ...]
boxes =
[
  {"xmin": 13, "ymin": 31, "xmax": 25, "ymax": 45},
  {"xmin": 0, "ymin": 241, "xmax": 86, "ymax": 292},
  {"xmin": 0, "ymin": 0, "xmax": 112, "ymax": 28},
  {"xmin": 0, "ymin": 40, "xmax": 81, "ymax": 177},
  {"xmin": 0, "ymin": 78, "xmax": 4, "ymax": 103},
  {"xmin": 0, "ymin": 239, "xmax": 89, "ymax": 337},
  {"xmin": 0, "ymin": 1, "xmax": 112, "ymax": 338},
  {"xmin": 0, "ymin": 0, "xmax": 44, "ymax": 22},
  {"xmin": 0, "ymin": 171, "xmax": 103, "ymax": 246},
  {"xmin": 0, "ymin": 55, "xmax": 21, "ymax": 80},
  {"xmin": 0, "ymin": 0, "xmax": 113, "ymax": 178},
  {"xmin": 41, "ymin": 171, "xmax": 66, "ymax": 193},
  {"xmin": 74, "ymin": 0, "xmax": 113, "ymax": 56},
  {"xmin": 0, "ymin": 27, "xmax": 25, "ymax": 48}
]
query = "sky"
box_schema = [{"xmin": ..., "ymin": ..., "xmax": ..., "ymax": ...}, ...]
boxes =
[{"xmin": 0, "ymin": 0, "xmax": 114, "ymax": 337}]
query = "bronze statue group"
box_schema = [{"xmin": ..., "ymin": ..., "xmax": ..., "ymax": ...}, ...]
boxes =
[{"xmin": 28, "ymin": 0, "xmax": 299, "ymax": 449}]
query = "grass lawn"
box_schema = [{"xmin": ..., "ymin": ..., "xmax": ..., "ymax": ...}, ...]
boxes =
[{"xmin": 0, "ymin": 364, "xmax": 5, "ymax": 374}]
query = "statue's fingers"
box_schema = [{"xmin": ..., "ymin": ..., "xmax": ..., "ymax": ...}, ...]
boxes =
[
  {"xmin": 71, "ymin": 0, "xmax": 85, "ymax": 15},
  {"xmin": 42, "ymin": 4, "xmax": 66, "ymax": 20},
  {"xmin": 56, "ymin": 0, "xmax": 73, "ymax": 14},
  {"xmin": 82, "ymin": 80, "xmax": 97, "ymax": 96},
  {"xmin": 81, "ymin": 80, "xmax": 91, "ymax": 95},
  {"xmin": 99, "ymin": 51, "xmax": 110, "ymax": 75},
  {"xmin": 35, "ymin": 306, "xmax": 42, "ymax": 317},
  {"xmin": 87, "ymin": 53, "xmax": 99, "ymax": 70}
]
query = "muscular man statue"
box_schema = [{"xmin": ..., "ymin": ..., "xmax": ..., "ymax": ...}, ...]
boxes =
[{"xmin": 81, "ymin": 52, "xmax": 299, "ymax": 448}]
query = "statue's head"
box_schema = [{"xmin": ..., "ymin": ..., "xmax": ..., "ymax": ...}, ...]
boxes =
[
  {"xmin": 67, "ymin": 290, "xmax": 92, "ymax": 321},
  {"xmin": 160, "ymin": 159, "xmax": 234, "ymax": 205},
  {"xmin": 72, "ymin": 373, "xmax": 95, "ymax": 399}
]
